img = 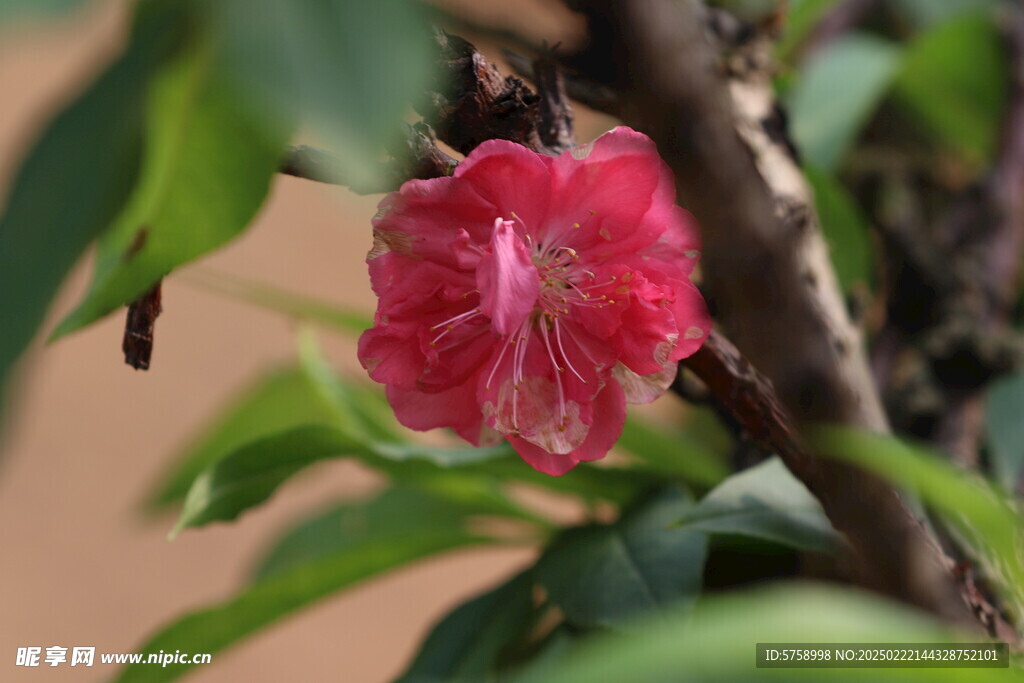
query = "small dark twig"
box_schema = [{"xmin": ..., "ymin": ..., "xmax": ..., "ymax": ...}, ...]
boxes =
[
  {"xmin": 532, "ymin": 49, "xmax": 576, "ymax": 153},
  {"xmin": 123, "ymin": 282, "xmax": 162, "ymax": 371},
  {"xmin": 504, "ymin": 49, "xmax": 619, "ymax": 114}
]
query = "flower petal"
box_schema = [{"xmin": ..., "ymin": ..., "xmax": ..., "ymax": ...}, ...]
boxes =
[
  {"xmin": 479, "ymin": 330, "xmax": 592, "ymax": 455},
  {"xmin": 453, "ymin": 138, "xmax": 553, "ymax": 230},
  {"xmin": 507, "ymin": 380, "xmax": 626, "ymax": 475},
  {"xmin": 505, "ymin": 437, "xmax": 580, "ymax": 476},
  {"xmin": 372, "ymin": 178, "xmax": 496, "ymax": 268},
  {"xmin": 547, "ymin": 127, "xmax": 675, "ymax": 257},
  {"xmin": 637, "ymin": 205, "xmax": 703, "ymax": 277},
  {"xmin": 666, "ymin": 279, "xmax": 712, "ymax": 362},
  {"xmin": 612, "ymin": 361, "xmax": 677, "ymax": 404},
  {"xmin": 477, "ymin": 219, "xmax": 540, "ymax": 335},
  {"xmin": 359, "ymin": 257, "xmax": 494, "ymax": 391},
  {"xmin": 386, "ymin": 382, "xmax": 498, "ymax": 447}
]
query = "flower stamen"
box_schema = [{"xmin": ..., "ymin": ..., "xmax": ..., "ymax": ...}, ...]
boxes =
[
  {"xmin": 553, "ymin": 318, "xmax": 589, "ymax": 385},
  {"xmin": 429, "ymin": 308, "xmax": 482, "ymax": 346}
]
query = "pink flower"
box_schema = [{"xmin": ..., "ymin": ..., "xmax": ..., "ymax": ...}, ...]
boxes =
[{"xmin": 358, "ymin": 127, "xmax": 711, "ymax": 475}]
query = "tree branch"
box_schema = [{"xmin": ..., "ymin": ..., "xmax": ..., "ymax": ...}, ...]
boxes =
[
  {"xmin": 683, "ymin": 330, "xmax": 1019, "ymax": 641},
  {"xmin": 563, "ymin": 0, "xmax": 982, "ymax": 625},
  {"xmin": 532, "ymin": 50, "xmax": 577, "ymax": 153},
  {"xmin": 503, "ymin": 48, "xmax": 620, "ymax": 114}
]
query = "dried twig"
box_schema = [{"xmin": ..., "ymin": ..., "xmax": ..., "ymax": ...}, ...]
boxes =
[
  {"xmin": 123, "ymin": 282, "xmax": 162, "ymax": 371},
  {"xmin": 532, "ymin": 50, "xmax": 576, "ymax": 153},
  {"xmin": 503, "ymin": 49, "xmax": 619, "ymax": 114}
]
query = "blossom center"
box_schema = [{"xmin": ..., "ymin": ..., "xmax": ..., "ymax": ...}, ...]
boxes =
[{"xmin": 476, "ymin": 213, "xmax": 625, "ymax": 445}]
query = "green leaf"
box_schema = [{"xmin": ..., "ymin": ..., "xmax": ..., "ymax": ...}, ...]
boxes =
[
  {"xmin": 168, "ymin": 339, "xmax": 535, "ymax": 533},
  {"xmin": 205, "ymin": 0, "xmax": 434, "ymax": 189},
  {"xmin": 253, "ymin": 487, "xmax": 490, "ymax": 581},
  {"xmin": 618, "ymin": 414, "xmax": 728, "ymax": 488},
  {"xmin": 985, "ymin": 370, "xmax": 1024, "ymax": 492},
  {"xmin": 788, "ymin": 33, "xmax": 902, "ymax": 171},
  {"xmin": 295, "ymin": 330, "xmax": 399, "ymax": 443},
  {"xmin": 145, "ymin": 366, "xmax": 342, "ymax": 511},
  {"xmin": 117, "ymin": 488, "xmax": 487, "ymax": 683},
  {"xmin": 678, "ymin": 457, "xmax": 844, "ymax": 554},
  {"xmin": 537, "ymin": 488, "xmax": 708, "ymax": 629},
  {"xmin": 173, "ymin": 425, "xmax": 356, "ymax": 535},
  {"xmin": 157, "ymin": 334, "xmax": 654, "ymax": 529},
  {"xmin": 182, "ymin": 268, "xmax": 372, "ymax": 335},
  {"xmin": 396, "ymin": 571, "xmax": 536, "ymax": 683},
  {"xmin": 514, "ymin": 583, "xmax": 1010, "ymax": 683},
  {"xmin": 53, "ymin": 17, "xmax": 292, "ymax": 338},
  {"xmin": 811, "ymin": 426, "xmax": 1024, "ymax": 607},
  {"xmin": 148, "ymin": 330, "xmax": 397, "ymax": 513},
  {"xmin": 465, "ymin": 458, "xmax": 657, "ymax": 506},
  {"xmin": 892, "ymin": 13, "xmax": 1007, "ymax": 167},
  {"xmin": 776, "ymin": 0, "xmax": 842, "ymax": 62},
  {"xmin": 805, "ymin": 165, "xmax": 873, "ymax": 291},
  {"xmin": 157, "ymin": 357, "xmax": 626, "ymax": 535},
  {"xmin": 172, "ymin": 423, "xmax": 526, "ymax": 536},
  {"xmin": 0, "ymin": 2, "xmax": 185, "ymax": 399},
  {"xmin": 891, "ymin": 0, "xmax": 1000, "ymax": 29}
]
